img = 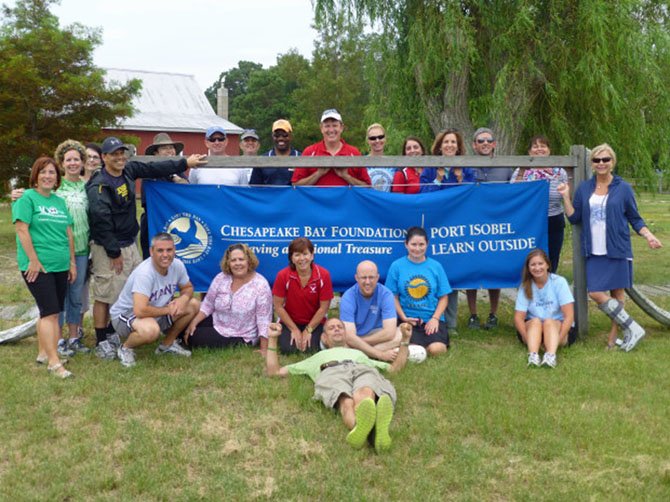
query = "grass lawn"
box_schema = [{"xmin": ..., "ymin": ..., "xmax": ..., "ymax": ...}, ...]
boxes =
[{"xmin": 1, "ymin": 194, "xmax": 669, "ymax": 500}]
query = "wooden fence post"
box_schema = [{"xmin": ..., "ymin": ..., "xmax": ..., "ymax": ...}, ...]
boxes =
[{"xmin": 570, "ymin": 145, "xmax": 589, "ymax": 338}]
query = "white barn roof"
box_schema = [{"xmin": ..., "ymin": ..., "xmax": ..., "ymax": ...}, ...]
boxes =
[{"xmin": 104, "ymin": 68, "xmax": 242, "ymax": 134}]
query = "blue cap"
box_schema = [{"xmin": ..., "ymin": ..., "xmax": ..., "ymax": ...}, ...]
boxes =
[
  {"xmin": 205, "ymin": 126, "xmax": 227, "ymax": 139},
  {"xmin": 101, "ymin": 137, "xmax": 128, "ymax": 154}
]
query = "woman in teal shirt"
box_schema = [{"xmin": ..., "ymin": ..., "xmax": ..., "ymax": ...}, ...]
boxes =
[{"xmin": 13, "ymin": 157, "xmax": 76, "ymax": 378}]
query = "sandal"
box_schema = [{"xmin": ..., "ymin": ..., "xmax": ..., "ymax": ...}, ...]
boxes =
[
  {"xmin": 47, "ymin": 362, "xmax": 73, "ymax": 379},
  {"xmin": 36, "ymin": 355, "xmax": 68, "ymax": 365}
]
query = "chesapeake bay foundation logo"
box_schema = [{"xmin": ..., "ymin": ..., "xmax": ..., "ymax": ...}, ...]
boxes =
[
  {"xmin": 406, "ymin": 275, "xmax": 432, "ymax": 301},
  {"xmin": 164, "ymin": 213, "xmax": 212, "ymax": 264}
]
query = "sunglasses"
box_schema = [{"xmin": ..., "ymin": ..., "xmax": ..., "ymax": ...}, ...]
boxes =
[
  {"xmin": 368, "ymin": 135, "xmax": 385, "ymax": 141},
  {"xmin": 592, "ymin": 157, "xmax": 612, "ymax": 163},
  {"xmin": 208, "ymin": 137, "xmax": 226, "ymax": 142},
  {"xmin": 476, "ymin": 138, "xmax": 494, "ymax": 144}
]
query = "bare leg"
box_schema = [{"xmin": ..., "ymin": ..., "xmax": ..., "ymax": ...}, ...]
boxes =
[
  {"xmin": 488, "ymin": 289, "xmax": 500, "ymax": 315},
  {"xmin": 427, "ymin": 342, "xmax": 447, "ymax": 356},
  {"xmin": 338, "ymin": 395, "xmax": 356, "ymax": 430},
  {"xmin": 372, "ymin": 329, "xmax": 402, "ymax": 352},
  {"xmin": 162, "ymin": 298, "xmax": 200, "ymax": 346},
  {"xmin": 124, "ymin": 318, "xmax": 161, "ymax": 349},
  {"xmin": 590, "ymin": 290, "xmax": 620, "ymax": 346},
  {"xmin": 466, "ymin": 289, "xmax": 478, "ymax": 315},
  {"xmin": 39, "ymin": 314, "xmax": 69, "ymax": 376},
  {"xmin": 93, "ymin": 300, "xmax": 109, "ymax": 330},
  {"xmin": 524, "ymin": 318, "xmax": 542, "ymax": 353},
  {"xmin": 542, "ymin": 319, "xmax": 562, "ymax": 354}
]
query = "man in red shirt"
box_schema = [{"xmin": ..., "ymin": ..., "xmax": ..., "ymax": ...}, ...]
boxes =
[{"xmin": 292, "ymin": 109, "xmax": 371, "ymax": 187}]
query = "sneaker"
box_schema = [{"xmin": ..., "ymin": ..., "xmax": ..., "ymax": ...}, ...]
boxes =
[
  {"xmin": 57, "ymin": 339, "xmax": 75, "ymax": 358},
  {"xmin": 95, "ymin": 340, "xmax": 116, "ymax": 361},
  {"xmin": 68, "ymin": 337, "xmax": 91, "ymax": 354},
  {"xmin": 541, "ymin": 352, "xmax": 557, "ymax": 368},
  {"xmin": 346, "ymin": 398, "xmax": 376, "ymax": 449},
  {"xmin": 107, "ymin": 333, "xmax": 122, "ymax": 350},
  {"xmin": 155, "ymin": 340, "xmax": 191, "ymax": 357},
  {"xmin": 527, "ymin": 352, "xmax": 541, "ymax": 367},
  {"xmin": 484, "ymin": 313, "xmax": 499, "ymax": 330},
  {"xmin": 77, "ymin": 326, "xmax": 85, "ymax": 339},
  {"xmin": 117, "ymin": 345, "xmax": 136, "ymax": 368},
  {"xmin": 467, "ymin": 314, "xmax": 481, "ymax": 330},
  {"xmin": 374, "ymin": 395, "xmax": 394, "ymax": 453}
]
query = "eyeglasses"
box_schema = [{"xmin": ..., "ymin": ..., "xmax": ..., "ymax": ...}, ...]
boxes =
[
  {"xmin": 208, "ymin": 137, "xmax": 226, "ymax": 142},
  {"xmin": 368, "ymin": 135, "xmax": 385, "ymax": 141},
  {"xmin": 592, "ymin": 157, "xmax": 612, "ymax": 163},
  {"xmin": 273, "ymin": 132, "xmax": 289, "ymax": 139},
  {"xmin": 476, "ymin": 138, "xmax": 494, "ymax": 144}
]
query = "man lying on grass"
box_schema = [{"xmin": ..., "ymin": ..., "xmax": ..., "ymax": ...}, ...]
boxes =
[{"xmin": 266, "ymin": 318, "xmax": 412, "ymax": 453}]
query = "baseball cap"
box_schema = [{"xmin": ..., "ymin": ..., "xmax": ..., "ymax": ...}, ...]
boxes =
[
  {"xmin": 320, "ymin": 108, "xmax": 342, "ymax": 123},
  {"xmin": 240, "ymin": 129, "xmax": 259, "ymax": 141},
  {"xmin": 101, "ymin": 137, "xmax": 129, "ymax": 154},
  {"xmin": 205, "ymin": 126, "xmax": 227, "ymax": 139},
  {"xmin": 272, "ymin": 119, "xmax": 293, "ymax": 133}
]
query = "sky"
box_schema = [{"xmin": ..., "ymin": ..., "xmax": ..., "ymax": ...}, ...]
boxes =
[{"xmin": 7, "ymin": 0, "xmax": 319, "ymax": 90}]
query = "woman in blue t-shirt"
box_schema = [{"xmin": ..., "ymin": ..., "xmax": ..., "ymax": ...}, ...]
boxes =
[
  {"xmin": 514, "ymin": 249, "xmax": 574, "ymax": 368},
  {"xmin": 385, "ymin": 227, "xmax": 452, "ymax": 356}
]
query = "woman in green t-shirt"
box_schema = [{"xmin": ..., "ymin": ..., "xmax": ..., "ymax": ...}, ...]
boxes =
[
  {"xmin": 54, "ymin": 140, "xmax": 91, "ymax": 355},
  {"xmin": 12, "ymin": 157, "xmax": 76, "ymax": 379}
]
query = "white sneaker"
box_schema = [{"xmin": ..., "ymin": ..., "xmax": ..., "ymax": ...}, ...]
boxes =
[
  {"xmin": 527, "ymin": 352, "xmax": 541, "ymax": 367},
  {"xmin": 117, "ymin": 346, "xmax": 136, "ymax": 367},
  {"xmin": 155, "ymin": 340, "xmax": 191, "ymax": 357},
  {"xmin": 541, "ymin": 352, "xmax": 557, "ymax": 368}
]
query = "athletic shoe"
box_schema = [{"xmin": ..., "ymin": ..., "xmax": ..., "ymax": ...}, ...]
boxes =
[
  {"xmin": 346, "ymin": 398, "xmax": 376, "ymax": 449},
  {"xmin": 95, "ymin": 340, "xmax": 116, "ymax": 361},
  {"xmin": 155, "ymin": 340, "xmax": 191, "ymax": 357},
  {"xmin": 77, "ymin": 326, "xmax": 85, "ymax": 339},
  {"xmin": 68, "ymin": 337, "xmax": 91, "ymax": 354},
  {"xmin": 527, "ymin": 352, "xmax": 541, "ymax": 367},
  {"xmin": 467, "ymin": 314, "xmax": 480, "ymax": 330},
  {"xmin": 117, "ymin": 346, "xmax": 136, "ymax": 368},
  {"xmin": 541, "ymin": 352, "xmax": 557, "ymax": 368},
  {"xmin": 484, "ymin": 313, "xmax": 499, "ymax": 330},
  {"xmin": 107, "ymin": 333, "xmax": 122, "ymax": 350},
  {"xmin": 57, "ymin": 340, "xmax": 75, "ymax": 358},
  {"xmin": 374, "ymin": 395, "xmax": 394, "ymax": 453}
]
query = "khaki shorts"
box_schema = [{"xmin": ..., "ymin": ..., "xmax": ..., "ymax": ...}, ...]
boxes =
[
  {"xmin": 314, "ymin": 361, "xmax": 397, "ymax": 409},
  {"xmin": 90, "ymin": 242, "xmax": 142, "ymax": 304}
]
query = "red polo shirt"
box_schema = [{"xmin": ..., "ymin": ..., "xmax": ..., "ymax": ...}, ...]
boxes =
[
  {"xmin": 272, "ymin": 264, "xmax": 334, "ymax": 325},
  {"xmin": 291, "ymin": 140, "xmax": 371, "ymax": 186}
]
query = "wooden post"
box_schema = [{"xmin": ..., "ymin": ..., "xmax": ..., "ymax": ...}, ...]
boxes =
[{"xmin": 570, "ymin": 145, "xmax": 589, "ymax": 338}]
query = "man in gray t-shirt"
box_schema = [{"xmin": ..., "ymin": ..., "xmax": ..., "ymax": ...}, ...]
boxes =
[
  {"xmin": 467, "ymin": 128, "xmax": 511, "ymax": 330},
  {"xmin": 110, "ymin": 233, "xmax": 200, "ymax": 367}
]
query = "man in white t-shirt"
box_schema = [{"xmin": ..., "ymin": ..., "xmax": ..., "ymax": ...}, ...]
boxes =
[
  {"xmin": 110, "ymin": 233, "xmax": 200, "ymax": 367},
  {"xmin": 188, "ymin": 126, "xmax": 249, "ymax": 185}
]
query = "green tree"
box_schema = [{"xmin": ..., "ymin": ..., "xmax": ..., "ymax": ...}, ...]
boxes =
[
  {"xmin": 204, "ymin": 60, "xmax": 264, "ymax": 115},
  {"xmin": 290, "ymin": 11, "xmax": 372, "ymax": 151},
  {"xmin": 0, "ymin": 0, "xmax": 139, "ymax": 183},
  {"xmin": 315, "ymin": 0, "xmax": 670, "ymax": 180}
]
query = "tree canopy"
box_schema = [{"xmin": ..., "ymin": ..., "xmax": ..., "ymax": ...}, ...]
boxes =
[
  {"xmin": 0, "ymin": 0, "xmax": 139, "ymax": 182},
  {"xmin": 312, "ymin": 0, "xmax": 670, "ymax": 180}
]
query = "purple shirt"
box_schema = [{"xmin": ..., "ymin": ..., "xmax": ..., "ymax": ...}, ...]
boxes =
[{"xmin": 200, "ymin": 272, "xmax": 272, "ymax": 343}]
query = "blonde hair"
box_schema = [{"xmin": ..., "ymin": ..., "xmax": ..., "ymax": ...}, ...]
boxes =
[
  {"xmin": 366, "ymin": 123, "xmax": 385, "ymax": 136},
  {"xmin": 590, "ymin": 143, "xmax": 617, "ymax": 168},
  {"xmin": 54, "ymin": 139, "xmax": 87, "ymax": 170}
]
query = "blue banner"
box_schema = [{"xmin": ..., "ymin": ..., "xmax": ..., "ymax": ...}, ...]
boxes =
[{"xmin": 145, "ymin": 181, "xmax": 548, "ymax": 292}]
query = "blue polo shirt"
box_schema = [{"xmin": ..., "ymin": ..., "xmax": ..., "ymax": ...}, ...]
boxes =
[{"xmin": 340, "ymin": 283, "xmax": 396, "ymax": 336}]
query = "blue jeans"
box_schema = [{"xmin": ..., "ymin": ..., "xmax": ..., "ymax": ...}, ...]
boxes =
[{"xmin": 60, "ymin": 254, "xmax": 88, "ymax": 326}]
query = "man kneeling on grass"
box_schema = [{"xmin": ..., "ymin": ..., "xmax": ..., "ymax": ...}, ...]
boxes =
[
  {"xmin": 109, "ymin": 233, "xmax": 200, "ymax": 367},
  {"xmin": 266, "ymin": 318, "xmax": 412, "ymax": 453}
]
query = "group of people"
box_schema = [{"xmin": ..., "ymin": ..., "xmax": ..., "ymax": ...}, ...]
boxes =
[{"xmin": 10, "ymin": 106, "xmax": 663, "ymax": 451}]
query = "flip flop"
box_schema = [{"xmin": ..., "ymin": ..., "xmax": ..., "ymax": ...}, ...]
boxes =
[{"xmin": 346, "ymin": 398, "xmax": 376, "ymax": 449}]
